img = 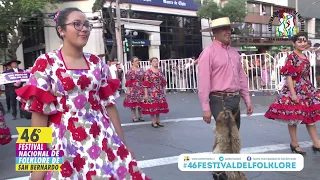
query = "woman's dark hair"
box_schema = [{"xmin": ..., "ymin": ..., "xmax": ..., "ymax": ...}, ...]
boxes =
[
  {"xmin": 130, "ymin": 56, "xmax": 138, "ymax": 64},
  {"xmin": 292, "ymin": 32, "xmax": 308, "ymax": 43},
  {"xmin": 55, "ymin": 8, "xmax": 83, "ymax": 39},
  {"xmin": 314, "ymin": 43, "xmax": 320, "ymax": 48},
  {"xmin": 149, "ymin": 57, "xmax": 158, "ymax": 62}
]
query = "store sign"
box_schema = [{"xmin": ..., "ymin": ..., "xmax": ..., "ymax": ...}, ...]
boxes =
[
  {"xmin": 59, "ymin": 0, "xmax": 88, "ymax": 1},
  {"xmin": 132, "ymin": 40, "xmax": 150, "ymax": 45},
  {"xmin": 270, "ymin": 46, "xmax": 292, "ymax": 51},
  {"xmin": 129, "ymin": 0, "xmax": 198, "ymax": 11},
  {"xmin": 106, "ymin": 39, "xmax": 150, "ymax": 46},
  {"xmin": 241, "ymin": 46, "xmax": 257, "ymax": 51},
  {"xmin": 238, "ymin": 37, "xmax": 292, "ymax": 44}
]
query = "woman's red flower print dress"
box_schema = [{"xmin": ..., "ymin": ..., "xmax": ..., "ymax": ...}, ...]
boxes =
[
  {"xmin": 123, "ymin": 68, "xmax": 144, "ymax": 108},
  {"xmin": 0, "ymin": 103, "xmax": 11, "ymax": 145},
  {"xmin": 15, "ymin": 50, "xmax": 151, "ymax": 180},
  {"xmin": 141, "ymin": 69, "xmax": 169, "ymax": 115},
  {"xmin": 265, "ymin": 52, "xmax": 320, "ymax": 125}
]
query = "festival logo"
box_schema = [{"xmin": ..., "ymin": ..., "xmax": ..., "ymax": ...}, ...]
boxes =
[
  {"xmin": 184, "ymin": 156, "xmax": 190, "ymax": 161},
  {"xmin": 268, "ymin": 9, "xmax": 305, "ymax": 37}
]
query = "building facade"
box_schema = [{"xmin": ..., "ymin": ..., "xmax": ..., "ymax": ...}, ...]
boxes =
[
  {"xmin": 232, "ymin": 0, "xmax": 296, "ymax": 53},
  {"xmin": 16, "ymin": 0, "xmax": 204, "ymax": 67},
  {"xmin": 103, "ymin": 0, "xmax": 203, "ymax": 61},
  {"xmin": 17, "ymin": 0, "xmax": 314, "ymax": 67},
  {"xmin": 17, "ymin": 0, "xmax": 105, "ymax": 69}
]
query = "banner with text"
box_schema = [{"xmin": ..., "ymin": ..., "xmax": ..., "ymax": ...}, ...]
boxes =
[
  {"xmin": 0, "ymin": 72, "xmax": 30, "ymax": 85},
  {"xmin": 178, "ymin": 154, "xmax": 304, "ymax": 171}
]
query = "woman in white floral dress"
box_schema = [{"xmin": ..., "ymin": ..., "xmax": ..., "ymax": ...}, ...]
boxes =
[{"xmin": 16, "ymin": 8, "xmax": 150, "ymax": 180}]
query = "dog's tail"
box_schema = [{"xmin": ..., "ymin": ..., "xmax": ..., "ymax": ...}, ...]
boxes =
[{"xmin": 225, "ymin": 171, "xmax": 247, "ymax": 180}]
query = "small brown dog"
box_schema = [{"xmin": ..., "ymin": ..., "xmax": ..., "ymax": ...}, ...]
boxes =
[{"xmin": 212, "ymin": 110, "xmax": 247, "ymax": 180}]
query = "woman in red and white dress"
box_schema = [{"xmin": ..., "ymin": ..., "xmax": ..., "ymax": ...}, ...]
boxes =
[
  {"xmin": 123, "ymin": 56, "xmax": 145, "ymax": 122},
  {"xmin": 265, "ymin": 32, "xmax": 320, "ymax": 155},
  {"xmin": 15, "ymin": 8, "xmax": 150, "ymax": 179},
  {"xmin": 0, "ymin": 98, "xmax": 11, "ymax": 145},
  {"xmin": 141, "ymin": 57, "xmax": 169, "ymax": 128}
]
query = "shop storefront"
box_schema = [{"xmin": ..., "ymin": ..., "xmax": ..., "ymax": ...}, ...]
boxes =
[
  {"xmin": 232, "ymin": 36, "xmax": 293, "ymax": 54},
  {"xmin": 103, "ymin": 0, "xmax": 202, "ymax": 61},
  {"xmin": 22, "ymin": 17, "xmax": 46, "ymax": 69},
  {"xmin": 129, "ymin": 11, "xmax": 202, "ymax": 59}
]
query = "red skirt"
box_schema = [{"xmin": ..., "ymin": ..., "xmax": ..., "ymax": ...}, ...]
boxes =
[
  {"xmin": 0, "ymin": 117, "xmax": 12, "ymax": 145},
  {"xmin": 265, "ymin": 82, "xmax": 320, "ymax": 124},
  {"xmin": 141, "ymin": 101, "xmax": 169, "ymax": 115}
]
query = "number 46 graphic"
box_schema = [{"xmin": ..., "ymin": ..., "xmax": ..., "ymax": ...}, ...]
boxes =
[
  {"xmin": 20, "ymin": 129, "xmax": 40, "ymax": 142},
  {"xmin": 16, "ymin": 127, "xmax": 53, "ymax": 143}
]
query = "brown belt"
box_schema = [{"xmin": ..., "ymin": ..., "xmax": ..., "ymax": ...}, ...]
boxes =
[{"xmin": 211, "ymin": 91, "xmax": 240, "ymax": 97}]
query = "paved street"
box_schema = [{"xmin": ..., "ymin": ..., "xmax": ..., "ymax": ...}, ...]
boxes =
[{"xmin": 1, "ymin": 92, "xmax": 320, "ymax": 180}]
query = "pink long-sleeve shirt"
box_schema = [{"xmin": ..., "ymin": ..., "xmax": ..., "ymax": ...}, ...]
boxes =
[{"xmin": 198, "ymin": 40, "xmax": 251, "ymax": 112}]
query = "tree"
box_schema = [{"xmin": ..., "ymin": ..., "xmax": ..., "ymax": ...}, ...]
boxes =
[
  {"xmin": 195, "ymin": 0, "xmax": 247, "ymax": 38},
  {"xmin": 0, "ymin": 0, "xmax": 57, "ymax": 61},
  {"xmin": 195, "ymin": 0, "xmax": 223, "ymax": 20},
  {"xmin": 0, "ymin": 49, "xmax": 7, "ymax": 64},
  {"xmin": 92, "ymin": 0, "xmax": 130, "ymax": 61},
  {"xmin": 93, "ymin": 0, "xmax": 117, "ymax": 61}
]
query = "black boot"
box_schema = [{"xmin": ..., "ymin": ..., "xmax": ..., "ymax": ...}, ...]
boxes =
[
  {"xmin": 20, "ymin": 113, "xmax": 25, "ymax": 119},
  {"xmin": 212, "ymin": 172, "xmax": 228, "ymax": 180}
]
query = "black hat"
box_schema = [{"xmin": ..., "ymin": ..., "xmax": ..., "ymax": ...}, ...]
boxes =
[{"xmin": 7, "ymin": 60, "xmax": 21, "ymax": 65}]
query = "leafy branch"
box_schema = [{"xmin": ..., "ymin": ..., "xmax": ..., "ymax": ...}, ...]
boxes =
[{"xmin": 196, "ymin": 0, "xmax": 247, "ymax": 39}]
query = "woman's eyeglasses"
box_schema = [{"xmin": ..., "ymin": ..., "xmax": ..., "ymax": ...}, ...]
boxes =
[{"xmin": 64, "ymin": 21, "xmax": 93, "ymax": 31}]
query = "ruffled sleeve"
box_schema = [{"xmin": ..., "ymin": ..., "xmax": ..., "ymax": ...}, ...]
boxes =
[
  {"xmin": 99, "ymin": 62, "xmax": 120, "ymax": 107},
  {"xmin": 143, "ymin": 70, "xmax": 152, "ymax": 87},
  {"xmin": 280, "ymin": 54, "xmax": 299, "ymax": 77},
  {"xmin": 15, "ymin": 54, "xmax": 58, "ymax": 115},
  {"xmin": 125, "ymin": 70, "xmax": 134, "ymax": 87}
]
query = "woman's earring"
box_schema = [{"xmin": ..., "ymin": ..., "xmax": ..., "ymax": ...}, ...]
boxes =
[{"xmin": 60, "ymin": 33, "xmax": 64, "ymax": 37}]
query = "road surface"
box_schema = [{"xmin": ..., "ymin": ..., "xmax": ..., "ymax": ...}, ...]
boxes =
[{"xmin": 1, "ymin": 93, "xmax": 320, "ymax": 180}]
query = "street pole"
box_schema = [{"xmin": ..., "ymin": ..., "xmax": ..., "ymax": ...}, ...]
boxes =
[
  {"xmin": 130, "ymin": 34, "xmax": 133, "ymax": 59},
  {"xmin": 115, "ymin": 0, "xmax": 124, "ymax": 64},
  {"xmin": 295, "ymin": 0, "xmax": 299, "ymax": 31}
]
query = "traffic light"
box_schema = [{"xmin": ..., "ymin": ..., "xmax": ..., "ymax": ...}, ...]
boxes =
[
  {"xmin": 125, "ymin": 42, "xmax": 129, "ymax": 52},
  {"xmin": 121, "ymin": 25, "xmax": 125, "ymax": 41}
]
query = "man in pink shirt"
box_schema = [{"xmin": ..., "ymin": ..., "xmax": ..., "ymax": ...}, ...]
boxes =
[{"xmin": 198, "ymin": 17, "xmax": 254, "ymax": 180}]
